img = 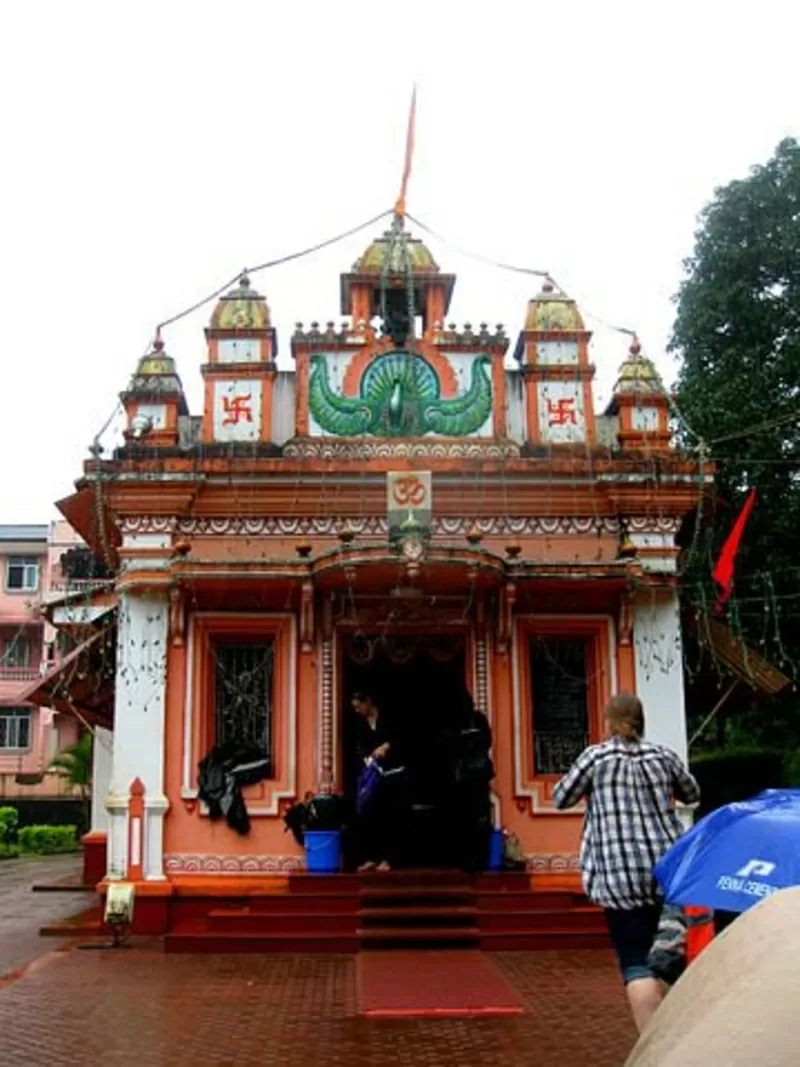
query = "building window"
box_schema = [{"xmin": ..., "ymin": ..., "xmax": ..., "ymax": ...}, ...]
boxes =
[
  {"xmin": 213, "ymin": 640, "xmax": 273, "ymax": 768},
  {"xmin": 5, "ymin": 557, "xmax": 40, "ymax": 592},
  {"xmin": 0, "ymin": 708, "xmax": 31, "ymax": 750},
  {"xmin": 529, "ymin": 636, "xmax": 590, "ymax": 775},
  {"xmin": 2, "ymin": 635, "xmax": 31, "ymax": 669}
]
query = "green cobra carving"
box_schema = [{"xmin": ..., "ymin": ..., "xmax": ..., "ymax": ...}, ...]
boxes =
[{"xmin": 308, "ymin": 351, "xmax": 492, "ymax": 437}]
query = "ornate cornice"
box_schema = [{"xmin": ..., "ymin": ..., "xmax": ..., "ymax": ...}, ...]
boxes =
[
  {"xmin": 118, "ymin": 514, "xmax": 639, "ymax": 537},
  {"xmin": 282, "ymin": 439, "xmax": 521, "ymax": 460}
]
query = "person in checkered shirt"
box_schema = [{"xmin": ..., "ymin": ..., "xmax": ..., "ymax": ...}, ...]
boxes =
[{"xmin": 553, "ymin": 693, "xmax": 700, "ymax": 1034}]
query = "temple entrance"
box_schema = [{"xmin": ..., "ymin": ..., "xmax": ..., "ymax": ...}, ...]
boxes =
[{"xmin": 340, "ymin": 631, "xmax": 470, "ymax": 869}]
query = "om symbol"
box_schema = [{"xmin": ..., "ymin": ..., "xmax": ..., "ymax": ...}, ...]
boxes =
[{"xmin": 392, "ymin": 476, "xmax": 426, "ymax": 508}]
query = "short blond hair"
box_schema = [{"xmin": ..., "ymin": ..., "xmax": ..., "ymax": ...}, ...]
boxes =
[{"xmin": 605, "ymin": 693, "xmax": 644, "ymax": 740}]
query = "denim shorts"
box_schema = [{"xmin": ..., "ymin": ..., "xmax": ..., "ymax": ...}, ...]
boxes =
[{"xmin": 604, "ymin": 904, "xmax": 662, "ymax": 984}]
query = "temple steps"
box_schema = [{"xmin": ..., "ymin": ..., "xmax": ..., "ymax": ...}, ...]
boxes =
[{"xmin": 162, "ymin": 870, "xmax": 611, "ymax": 955}]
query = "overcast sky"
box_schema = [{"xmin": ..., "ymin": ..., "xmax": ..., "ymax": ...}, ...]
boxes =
[{"xmin": 1, "ymin": 1, "xmax": 798, "ymax": 523}]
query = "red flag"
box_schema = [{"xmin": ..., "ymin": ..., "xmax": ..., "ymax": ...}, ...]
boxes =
[
  {"xmin": 394, "ymin": 85, "xmax": 417, "ymax": 220},
  {"xmin": 713, "ymin": 487, "xmax": 756, "ymax": 612}
]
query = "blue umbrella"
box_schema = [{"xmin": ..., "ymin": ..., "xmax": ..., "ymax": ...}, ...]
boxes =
[{"xmin": 654, "ymin": 789, "xmax": 800, "ymax": 913}]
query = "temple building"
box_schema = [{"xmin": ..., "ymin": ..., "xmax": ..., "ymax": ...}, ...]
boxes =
[{"xmin": 30, "ymin": 213, "xmax": 711, "ymax": 945}]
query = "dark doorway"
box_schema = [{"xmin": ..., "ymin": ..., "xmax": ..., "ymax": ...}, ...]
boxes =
[{"xmin": 340, "ymin": 632, "xmax": 468, "ymax": 867}]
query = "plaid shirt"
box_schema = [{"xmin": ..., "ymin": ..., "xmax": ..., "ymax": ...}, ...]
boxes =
[{"xmin": 553, "ymin": 735, "xmax": 700, "ymax": 910}]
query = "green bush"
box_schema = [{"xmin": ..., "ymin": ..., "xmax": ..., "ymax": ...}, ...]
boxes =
[
  {"xmin": 690, "ymin": 746, "xmax": 787, "ymax": 816},
  {"xmin": 784, "ymin": 749, "xmax": 800, "ymax": 787},
  {"xmin": 18, "ymin": 825, "xmax": 79, "ymax": 854},
  {"xmin": 0, "ymin": 806, "xmax": 19, "ymax": 844}
]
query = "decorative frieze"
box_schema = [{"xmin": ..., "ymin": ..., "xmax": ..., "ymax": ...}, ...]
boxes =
[
  {"xmin": 120, "ymin": 515, "xmax": 625, "ymax": 537},
  {"xmin": 161, "ymin": 850, "xmax": 577, "ymax": 875},
  {"xmin": 283, "ymin": 439, "xmax": 520, "ymax": 460},
  {"xmin": 164, "ymin": 853, "xmax": 303, "ymax": 875}
]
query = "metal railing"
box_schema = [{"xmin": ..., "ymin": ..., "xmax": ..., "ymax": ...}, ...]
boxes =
[{"xmin": 0, "ymin": 665, "xmax": 40, "ymax": 681}]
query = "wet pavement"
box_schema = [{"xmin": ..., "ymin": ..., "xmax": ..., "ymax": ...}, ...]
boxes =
[
  {"xmin": 0, "ymin": 855, "xmax": 86, "ymax": 977},
  {"xmin": 0, "ymin": 859, "xmax": 636, "ymax": 1066},
  {"xmin": 0, "ymin": 946, "xmax": 635, "ymax": 1066}
]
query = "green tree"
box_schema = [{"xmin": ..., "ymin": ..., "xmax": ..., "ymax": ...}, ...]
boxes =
[
  {"xmin": 50, "ymin": 731, "xmax": 93, "ymax": 830},
  {"xmin": 672, "ymin": 137, "xmax": 800, "ymax": 744}
]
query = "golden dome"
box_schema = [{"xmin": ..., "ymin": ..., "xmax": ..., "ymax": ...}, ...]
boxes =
[
  {"xmin": 136, "ymin": 339, "xmax": 177, "ymax": 378},
  {"xmin": 124, "ymin": 336, "xmax": 186, "ymax": 404},
  {"xmin": 351, "ymin": 230, "xmax": 440, "ymax": 275},
  {"xmin": 524, "ymin": 280, "xmax": 586, "ymax": 332},
  {"xmin": 613, "ymin": 339, "xmax": 664, "ymax": 394},
  {"xmin": 209, "ymin": 273, "xmax": 270, "ymax": 331}
]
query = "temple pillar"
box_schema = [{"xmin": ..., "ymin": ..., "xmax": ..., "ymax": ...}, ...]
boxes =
[
  {"xmin": 319, "ymin": 596, "xmax": 334, "ymax": 793},
  {"xmin": 633, "ymin": 590, "xmax": 687, "ymax": 763},
  {"xmin": 91, "ymin": 726, "xmax": 113, "ymax": 832},
  {"xmin": 106, "ymin": 589, "xmax": 170, "ymax": 880},
  {"xmin": 80, "ymin": 725, "xmax": 113, "ymax": 886}
]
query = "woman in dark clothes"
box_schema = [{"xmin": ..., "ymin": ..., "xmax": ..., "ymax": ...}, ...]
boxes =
[
  {"xmin": 351, "ymin": 691, "xmax": 394, "ymax": 871},
  {"xmin": 444, "ymin": 691, "xmax": 494, "ymax": 873}
]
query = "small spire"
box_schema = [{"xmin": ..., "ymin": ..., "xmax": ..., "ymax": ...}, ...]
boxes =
[
  {"xmin": 152, "ymin": 326, "xmax": 164, "ymax": 352},
  {"xmin": 238, "ymin": 271, "xmax": 251, "ymax": 290},
  {"xmin": 541, "ymin": 277, "xmax": 555, "ymax": 294},
  {"xmin": 629, "ymin": 335, "xmax": 642, "ymax": 357}
]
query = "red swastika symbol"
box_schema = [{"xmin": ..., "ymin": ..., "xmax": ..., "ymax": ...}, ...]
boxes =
[
  {"xmin": 546, "ymin": 397, "xmax": 577, "ymax": 426},
  {"xmin": 221, "ymin": 394, "xmax": 253, "ymax": 426},
  {"xmin": 392, "ymin": 476, "xmax": 426, "ymax": 508}
]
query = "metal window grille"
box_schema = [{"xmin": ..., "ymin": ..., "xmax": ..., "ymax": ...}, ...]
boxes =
[
  {"xmin": 213, "ymin": 641, "xmax": 273, "ymax": 765},
  {"xmin": 0, "ymin": 709, "xmax": 31, "ymax": 749},
  {"xmin": 530, "ymin": 637, "xmax": 590, "ymax": 775}
]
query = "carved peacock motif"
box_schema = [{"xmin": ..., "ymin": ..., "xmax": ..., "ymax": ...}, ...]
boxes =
[{"xmin": 308, "ymin": 351, "xmax": 492, "ymax": 437}]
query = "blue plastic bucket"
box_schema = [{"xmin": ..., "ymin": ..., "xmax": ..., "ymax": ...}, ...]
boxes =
[
  {"xmin": 488, "ymin": 829, "xmax": 505, "ymax": 871},
  {"xmin": 304, "ymin": 830, "xmax": 342, "ymax": 873}
]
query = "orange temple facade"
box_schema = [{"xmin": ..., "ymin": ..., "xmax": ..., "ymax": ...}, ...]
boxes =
[{"xmin": 35, "ymin": 221, "xmax": 709, "ymax": 936}]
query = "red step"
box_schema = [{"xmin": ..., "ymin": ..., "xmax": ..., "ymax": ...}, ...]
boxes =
[
  {"xmin": 164, "ymin": 920, "xmax": 358, "ymax": 954},
  {"xmin": 358, "ymin": 925, "xmax": 480, "ymax": 948},
  {"xmin": 288, "ymin": 873, "xmax": 360, "ymax": 894},
  {"xmin": 246, "ymin": 892, "xmax": 359, "ymax": 915},
  {"xmin": 480, "ymin": 929, "xmax": 610, "ymax": 951},
  {"xmin": 359, "ymin": 905, "xmax": 478, "ymax": 925},
  {"xmin": 477, "ymin": 890, "xmax": 589, "ymax": 911},
  {"xmin": 207, "ymin": 908, "xmax": 357, "ymax": 935},
  {"xmin": 360, "ymin": 885, "xmax": 476, "ymax": 905},
  {"xmin": 478, "ymin": 907, "xmax": 605, "ymax": 934}
]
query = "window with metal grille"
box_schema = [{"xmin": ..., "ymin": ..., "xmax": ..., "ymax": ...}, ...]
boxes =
[
  {"xmin": 0, "ymin": 709, "xmax": 31, "ymax": 749},
  {"xmin": 529, "ymin": 637, "xmax": 590, "ymax": 775},
  {"xmin": 5, "ymin": 557, "xmax": 40, "ymax": 592},
  {"xmin": 213, "ymin": 640, "xmax": 273, "ymax": 767}
]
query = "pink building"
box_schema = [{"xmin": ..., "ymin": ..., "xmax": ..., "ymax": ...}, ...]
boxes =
[{"xmin": 0, "ymin": 522, "xmax": 80, "ymax": 801}]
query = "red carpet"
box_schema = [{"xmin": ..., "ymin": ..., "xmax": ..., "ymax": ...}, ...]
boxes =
[{"xmin": 357, "ymin": 950, "xmax": 525, "ymax": 1017}]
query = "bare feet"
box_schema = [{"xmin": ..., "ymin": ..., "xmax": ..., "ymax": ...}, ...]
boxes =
[
  {"xmin": 358, "ymin": 861, "xmax": 377, "ymax": 872},
  {"xmin": 376, "ymin": 861, "xmax": 391, "ymax": 871}
]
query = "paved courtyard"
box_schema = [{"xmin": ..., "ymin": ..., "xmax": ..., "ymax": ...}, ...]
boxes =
[
  {"xmin": 0, "ymin": 855, "xmax": 86, "ymax": 977},
  {"xmin": 0, "ymin": 860, "xmax": 636, "ymax": 1067}
]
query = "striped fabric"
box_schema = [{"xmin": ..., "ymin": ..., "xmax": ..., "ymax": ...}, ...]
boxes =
[{"xmin": 553, "ymin": 736, "xmax": 700, "ymax": 909}]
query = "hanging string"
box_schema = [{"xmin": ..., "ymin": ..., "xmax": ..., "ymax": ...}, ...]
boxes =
[{"xmin": 157, "ymin": 207, "xmax": 392, "ymax": 332}]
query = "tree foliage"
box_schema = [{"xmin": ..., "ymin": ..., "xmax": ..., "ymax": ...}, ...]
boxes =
[{"xmin": 672, "ymin": 138, "xmax": 800, "ymax": 741}]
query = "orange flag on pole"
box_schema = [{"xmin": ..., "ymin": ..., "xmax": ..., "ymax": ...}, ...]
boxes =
[
  {"xmin": 713, "ymin": 487, "xmax": 756, "ymax": 612},
  {"xmin": 394, "ymin": 85, "xmax": 417, "ymax": 220}
]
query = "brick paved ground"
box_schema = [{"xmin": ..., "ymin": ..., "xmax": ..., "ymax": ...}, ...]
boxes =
[
  {"xmin": 0, "ymin": 945, "xmax": 635, "ymax": 1067},
  {"xmin": 0, "ymin": 855, "xmax": 85, "ymax": 977}
]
